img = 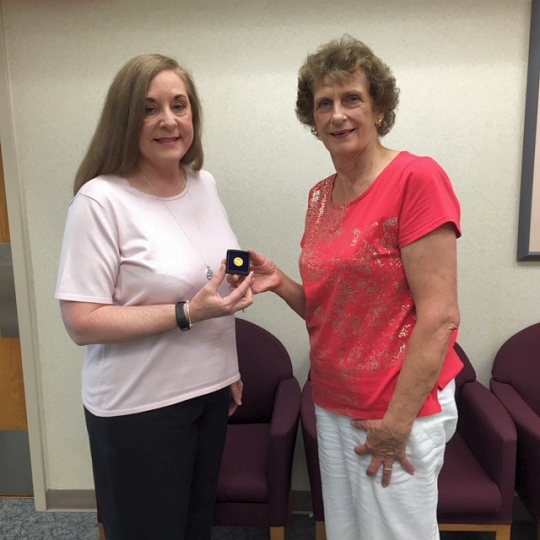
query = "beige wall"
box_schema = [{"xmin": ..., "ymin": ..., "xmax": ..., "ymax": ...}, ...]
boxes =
[{"xmin": 1, "ymin": 0, "xmax": 538, "ymax": 502}]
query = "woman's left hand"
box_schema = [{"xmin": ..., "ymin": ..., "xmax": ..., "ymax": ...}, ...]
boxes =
[
  {"xmin": 189, "ymin": 262, "xmax": 254, "ymax": 323},
  {"xmin": 351, "ymin": 418, "xmax": 415, "ymax": 487},
  {"xmin": 229, "ymin": 379, "xmax": 243, "ymax": 416}
]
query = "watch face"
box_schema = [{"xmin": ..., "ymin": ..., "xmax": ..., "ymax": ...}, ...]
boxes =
[{"xmin": 225, "ymin": 249, "xmax": 250, "ymax": 275}]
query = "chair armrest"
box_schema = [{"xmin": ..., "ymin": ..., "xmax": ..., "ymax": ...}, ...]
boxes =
[
  {"xmin": 490, "ymin": 380, "xmax": 540, "ymax": 440},
  {"xmin": 491, "ymin": 379, "xmax": 540, "ymax": 497},
  {"xmin": 458, "ymin": 380, "xmax": 516, "ymax": 511},
  {"xmin": 269, "ymin": 377, "xmax": 301, "ymax": 440},
  {"xmin": 267, "ymin": 376, "xmax": 301, "ymax": 524}
]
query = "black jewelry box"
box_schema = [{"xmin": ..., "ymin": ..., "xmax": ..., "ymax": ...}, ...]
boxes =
[{"xmin": 225, "ymin": 249, "xmax": 250, "ymax": 275}]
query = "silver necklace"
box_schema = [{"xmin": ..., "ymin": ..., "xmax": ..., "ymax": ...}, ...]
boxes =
[{"xmin": 139, "ymin": 167, "xmax": 214, "ymax": 280}]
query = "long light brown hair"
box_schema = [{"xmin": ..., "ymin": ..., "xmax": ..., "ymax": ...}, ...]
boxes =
[{"xmin": 73, "ymin": 54, "xmax": 204, "ymax": 195}]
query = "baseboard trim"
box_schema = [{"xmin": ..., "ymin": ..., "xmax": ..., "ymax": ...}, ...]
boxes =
[
  {"xmin": 44, "ymin": 489, "xmax": 313, "ymax": 513},
  {"xmin": 43, "ymin": 489, "xmax": 535, "ymax": 524},
  {"xmin": 46, "ymin": 489, "xmax": 97, "ymax": 511}
]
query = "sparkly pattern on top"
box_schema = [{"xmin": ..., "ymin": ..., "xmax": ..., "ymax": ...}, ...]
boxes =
[{"xmin": 299, "ymin": 152, "xmax": 462, "ymax": 418}]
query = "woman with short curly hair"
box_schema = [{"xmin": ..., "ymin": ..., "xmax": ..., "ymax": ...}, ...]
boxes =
[
  {"xmin": 241, "ymin": 36, "xmax": 462, "ymax": 540},
  {"xmin": 295, "ymin": 35, "xmax": 399, "ymax": 138}
]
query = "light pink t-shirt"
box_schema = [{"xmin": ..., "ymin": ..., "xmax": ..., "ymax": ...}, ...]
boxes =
[{"xmin": 56, "ymin": 169, "xmax": 241, "ymax": 417}]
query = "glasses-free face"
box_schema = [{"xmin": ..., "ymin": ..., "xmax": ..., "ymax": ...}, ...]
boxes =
[
  {"xmin": 313, "ymin": 71, "xmax": 382, "ymax": 160},
  {"xmin": 138, "ymin": 69, "xmax": 194, "ymax": 170}
]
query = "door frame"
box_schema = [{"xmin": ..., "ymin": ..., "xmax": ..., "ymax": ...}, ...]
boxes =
[{"xmin": 0, "ymin": 6, "xmax": 46, "ymax": 509}]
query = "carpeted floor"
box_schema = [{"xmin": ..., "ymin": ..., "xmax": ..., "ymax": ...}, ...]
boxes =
[{"xmin": 0, "ymin": 497, "xmax": 536, "ymax": 540}]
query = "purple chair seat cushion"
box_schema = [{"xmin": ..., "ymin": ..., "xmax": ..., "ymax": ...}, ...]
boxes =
[
  {"xmin": 438, "ymin": 433, "xmax": 502, "ymax": 515},
  {"xmin": 216, "ymin": 424, "xmax": 270, "ymax": 503}
]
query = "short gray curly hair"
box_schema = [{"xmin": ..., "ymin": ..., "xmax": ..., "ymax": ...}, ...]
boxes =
[{"xmin": 296, "ymin": 36, "xmax": 399, "ymax": 138}]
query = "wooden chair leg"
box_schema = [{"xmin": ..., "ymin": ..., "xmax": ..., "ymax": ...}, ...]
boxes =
[
  {"xmin": 98, "ymin": 522, "xmax": 106, "ymax": 540},
  {"xmin": 494, "ymin": 525, "xmax": 511, "ymax": 540},
  {"xmin": 315, "ymin": 520, "xmax": 327, "ymax": 540},
  {"xmin": 270, "ymin": 526, "xmax": 285, "ymax": 540}
]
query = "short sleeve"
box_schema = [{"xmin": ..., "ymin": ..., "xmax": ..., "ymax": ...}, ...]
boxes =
[
  {"xmin": 398, "ymin": 158, "xmax": 461, "ymax": 248},
  {"xmin": 55, "ymin": 194, "xmax": 120, "ymax": 304}
]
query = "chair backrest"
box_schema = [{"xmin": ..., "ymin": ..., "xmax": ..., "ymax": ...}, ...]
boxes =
[
  {"xmin": 491, "ymin": 322, "xmax": 540, "ymax": 416},
  {"xmin": 229, "ymin": 318, "xmax": 294, "ymax": 424}
]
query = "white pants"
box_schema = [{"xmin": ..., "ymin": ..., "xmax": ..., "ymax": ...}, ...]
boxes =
[{"xmin": 315, "ymin": 380, "xmax": 457, "ymax": 540}]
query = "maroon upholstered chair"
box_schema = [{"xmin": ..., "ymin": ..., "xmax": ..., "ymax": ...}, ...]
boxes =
[
  {"xmin": 438, "ymin": 343, "xmax": 517, "ymax": 540},
  {"xmin": 213, "ymin": 318, "xmax": 301, "ymax": 540},
  {"xmin": 301, "ymin": 343, "xmax": 517, "ymax": 540},
  {"xmin": 490, "ymin": 322, "xmax": 540, "ymax": 540},
  {"xmin": 300, "ymin": 371, "xmax": 326, "ymax": 540},
  {"xmin": 96, "ymin": 318, "xmax": 300, "ymax": 540}
]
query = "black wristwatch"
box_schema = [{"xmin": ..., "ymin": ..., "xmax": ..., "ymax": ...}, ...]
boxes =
[{"xmin": 175, "ymin": 301, "xmax": 192, "ymax": 331}]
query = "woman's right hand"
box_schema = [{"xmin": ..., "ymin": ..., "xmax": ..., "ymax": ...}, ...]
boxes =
[
  {"xmin": 228, "ymin": 249, "xmax": 282, "ymax": 294},
  {"xmin": 228, "ymin": 249, "xmax": 306, "ymax": 319},
  {"xmin": 189, "ymin": 262, "xmax": 254, "ymax": 324}
]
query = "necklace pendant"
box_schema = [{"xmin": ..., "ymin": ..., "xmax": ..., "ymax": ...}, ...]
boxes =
[{"xmin": 206, "ymin": 267, "xmax": 214, "ymax": 280}]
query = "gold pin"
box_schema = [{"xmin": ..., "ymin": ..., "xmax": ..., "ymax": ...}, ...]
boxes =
[{"xmin": 233, "ymin": 257, "xmax": 243, "ymax": 267}]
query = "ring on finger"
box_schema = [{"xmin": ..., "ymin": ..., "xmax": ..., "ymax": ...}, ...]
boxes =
[{"xmin": 383, "ymin": 467, "xmax": 393, "ymax": 472}]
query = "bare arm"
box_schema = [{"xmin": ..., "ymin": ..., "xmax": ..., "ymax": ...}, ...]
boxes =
[
  {"xmin": 386, "ymin": 223, "xmax": 460, "ymax": 430},
  {"xmin": 274, "ymin": 272, "xmax": 306, "ymax": 319},
  {"xmin": 353, "ymin": 224, "xmax": 460, "ymax": 485},
  {"xmin": 246, "ymin": 249, "xmax": 306, "ymax": 319},
  {"xmin": 61, "ymin": 301, "xmax": 176, "ymax": 345},
  {"xmin": 61, "ymin": 263, "xmax": 254, "ymax": 345}
]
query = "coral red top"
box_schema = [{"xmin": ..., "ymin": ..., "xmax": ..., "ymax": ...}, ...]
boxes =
[{"xmin": 299, "ymin": 152, "xmax": 462, "ymax": 419}]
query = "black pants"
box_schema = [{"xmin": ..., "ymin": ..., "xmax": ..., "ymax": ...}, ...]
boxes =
[{"xmin": 85, "ymin": 387, "xmax": 230, "ymax": 540}]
